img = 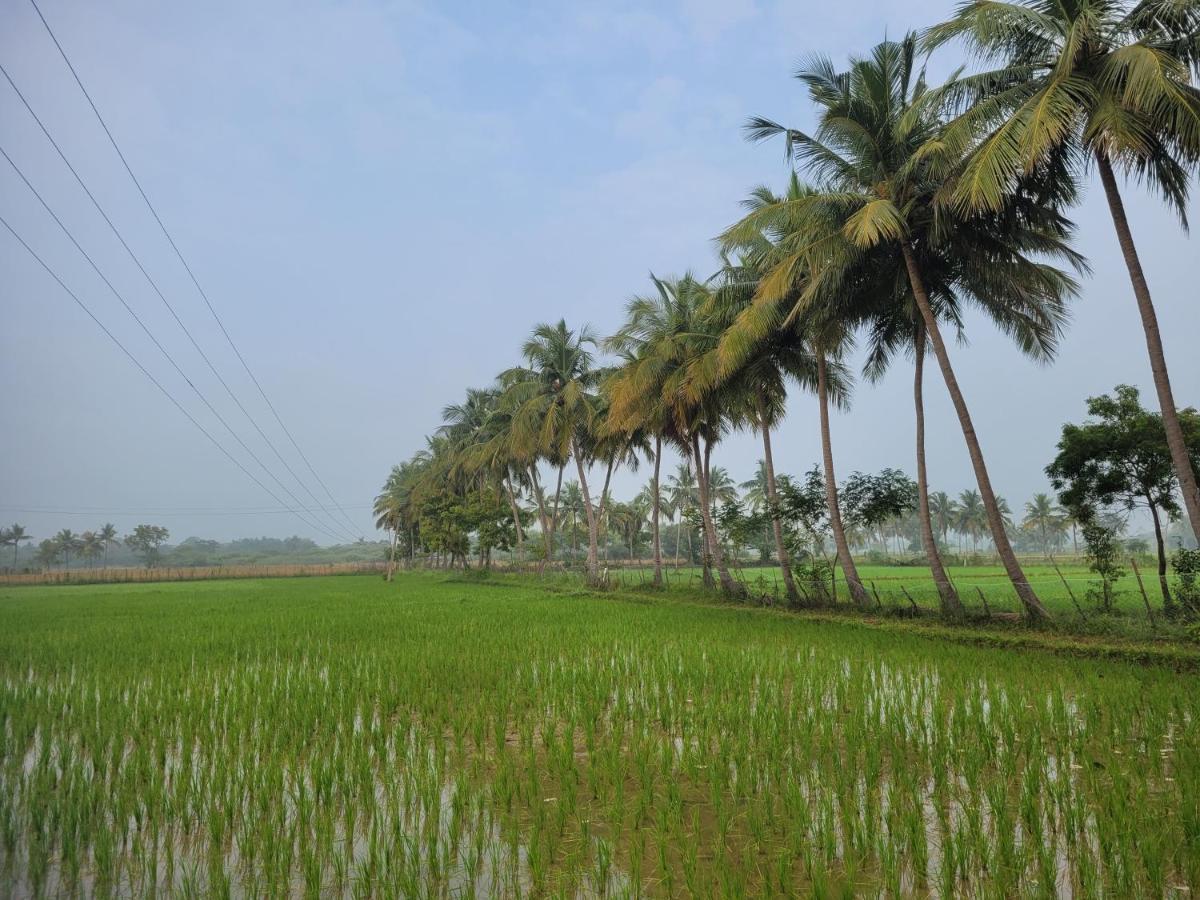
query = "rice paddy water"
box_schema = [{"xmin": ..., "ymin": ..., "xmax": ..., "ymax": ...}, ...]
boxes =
[{"xmin": 0, "ymin": 573, "xmax": 1196, "ymax": 897}]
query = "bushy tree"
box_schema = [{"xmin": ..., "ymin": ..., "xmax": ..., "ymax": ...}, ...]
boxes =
[
  {"xmin": 1048, "ymin": 385, "xmax": 1200, "ymax": 607},
  {"xmin": 124, "ymin": 525, "xmax": 170, "ymax": 568}
]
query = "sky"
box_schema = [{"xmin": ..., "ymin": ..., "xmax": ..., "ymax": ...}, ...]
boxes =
[{"xmin": 1, "ymin": 0, "xmax": 1197, "ymax": 545}]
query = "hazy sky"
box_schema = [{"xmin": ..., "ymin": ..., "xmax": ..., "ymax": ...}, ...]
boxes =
[{"xmin": 2, "ymin": 0, "xmax": 1196, "ymax": 544}]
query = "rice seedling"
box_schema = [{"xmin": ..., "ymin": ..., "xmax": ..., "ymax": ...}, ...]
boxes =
[{"xmin": 0, "ymin": 572, "xmax": 1196, "ymax": 897}]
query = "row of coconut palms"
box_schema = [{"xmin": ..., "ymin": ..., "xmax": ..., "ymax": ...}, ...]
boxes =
[
  {"xmin": 0, "ymin": 524, "xmax": 122, "ymax": 570},
  {"xmin": 380, "ymin": 2, "xmax": 1200, "ymax": 622}
]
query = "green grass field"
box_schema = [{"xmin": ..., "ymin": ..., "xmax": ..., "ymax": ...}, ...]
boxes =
[
  {"xmin": 1, "ymin": 574, "xmax": 1197, "ymax": 897},
  {"xmin": 611, "ymin": 561, "xmax": 1173, "ymax": 618}
]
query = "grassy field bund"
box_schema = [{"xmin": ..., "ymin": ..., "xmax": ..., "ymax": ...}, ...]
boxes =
[{"xmin": 1, "ymin": 573, "xmax": 1197, "ymax": 898}]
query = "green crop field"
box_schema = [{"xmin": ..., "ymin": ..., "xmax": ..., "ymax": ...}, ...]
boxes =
[
  {"xmin": 1, "ymin": 574, "xmax": 1197, "ymax": 897},
  {"xmin": 613, "ymin": 561, "xmax": 1172, "ymax": 618}
]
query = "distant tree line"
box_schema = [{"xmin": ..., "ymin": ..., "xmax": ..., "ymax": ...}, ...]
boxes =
[{"xmin": 0, "ymin": 525, "xmax": 385, "ymax": 572}]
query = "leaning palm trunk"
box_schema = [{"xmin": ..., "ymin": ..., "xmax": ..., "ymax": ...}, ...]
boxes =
[
  {"xmin": 757, "ymin": 395, "xmax": 798, "ymax": 604},
  {"xmin": 572, "ymin": 440, "xmax": 601, "ymax": 584},
  {"xmin": 651, "ymin": 435, "xmax": 663, "ymax": 587},
  {"xmin": 817, "ymin": 353, "xmax": 870, "ymax": 607},
  {"xmin": 901, "ymin": 243, "xmax": 1048, "ymax": 622},
  {"xmin": 694, "ymin": 434, "xmax": 741, "ymax": 595},
  {"xmin": 914, "ymin": 325, "xmax": 963, "ymax": 618},
  {"xmin": 1096, "ymin": 153, "xmax": 1200, "ymax": 545}
]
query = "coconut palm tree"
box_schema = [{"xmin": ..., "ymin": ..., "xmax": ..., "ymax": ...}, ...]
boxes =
[
  {"xmin": 608, "ymin": 275, "xmax": 743, "ymax": 594},
  {"xmin": 726, "ymin": 35, "xmax": 1079, "ymax": 619},
  {"xmin": 54, "ymin": 529, "xmax": 81, "ymax": 570},
  {"xmin": 926, "ymin": 0, "xmax": 1200, "ymax": 543},
  {"xmin": 713, "ymin": 184, "xmax": 882, "ymax": 604},
  {"xmin": 956, "ymin": 490, "xmax": 987, "ymax": 554},
  {"xmin": 375, "ymin": 464, "xmax": 411, "ymax": 579},
  {"xmin": 606, "ymin": 289, "xmax": 681, "ymax": 588},
  {"xmin": 507, "ymin": 320, "xmax": 606, "ymax": 583},
  {"xmin": 740, "ymin": 461, "xmax": 775, "ymax": 563},
  {"xmin": 98, "ymin": 523, "xmax": 119, "ymax": 568},
  {"xmin": 79, "ymin": 531, "xmax": 103, "ymax": 568},
  {"xmin": 665, "ymin": 463, "xmax": 699, "ymax": 568},
  {"xmin": 1023, "ymin": 492, "xmax": 1067, "ymax": 556},
  {"xmin": 1, "ymin": 523, "xmax": 32, "ymax": 569},
  {"xmin": 929, "ymin": 492, "xmax": 959, "ymax": 548}
]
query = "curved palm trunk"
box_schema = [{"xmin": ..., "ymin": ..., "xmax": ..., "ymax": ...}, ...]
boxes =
[
  {"xmin": 901, "ymin": 242, "xmax": 1048, "ymax": 621},
  {"xmin": 757, "ymin": 394, "xmax": 798, "ymax": 604},
  {"xmin": 651, "ymin": 435, "xmax": 663, "ymax": 587},
  {"xmin": 1096, "ymin": 153, "xmax": 1200, "ymax": 545},
  {"xmin": 914, "ymin": 325, "xmax": 963, "ymax": 618},
  {"xmin": 817, "ymin": 353, "xmax": 869, "ymax": 607},
  {"xmin": 572, "ymin": 440, "xmax": 601, "ymax": 584},
  {"xmin": 693, "ymin": 433, "xmax": 738, "ymax": 593}
]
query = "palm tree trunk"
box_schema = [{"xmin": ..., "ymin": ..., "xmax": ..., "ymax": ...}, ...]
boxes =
[
  {"xmin": 1149, "ymin": 500, "xmax": 1172, "ymax": 608},
  {"xmin": 691, "ymin": 433, "xmax": 727, "ymax": 591},
  {"xmin": 690, "ymin": 437, "xmax": 714, "ymax": 588},
  {"xmin": 386, "ymin": 530, "xmax": 397, "ymax": 581},
  {"xmin": 1096, "ymin": 152, "xmax": 1200, "ymax": 544},
  {"xmin": 817, "ymin": 352, "xmax": 869, "ymax": 606},
  {"xmin": 914, "ymin": 324, "xmax": 963, "ymax": 618},
  {"xmin": 704, "ymin": 435, "xmax": 742, "ymax": 594},
  {"xmin": 598, "ymin": 459, "xmax": 617, "ymax": 566},
  {"xmin": 758, "ymin": 395, "xmax": 798, "ymax": 604},
  {"xmin": 901, "ymin": 242, "xmax": 1048, "ymax": 622},
  {"xmin": 572, "ymin": 440, "xmax": 600, "ymax": 584},
  {"xmin": 503, "ymin": 473, "xmax": 524, "ymax": 561},
  {"xmin": 651, "ymin": 435, "xmax": 663, "ymax": 587},
  {"xmin": 551, "ymin": 464, "xmax": 565, "ymax": 562},
  {"xmin": 529, "ymin": 466, "xmax": 552, "ymax": 564}
]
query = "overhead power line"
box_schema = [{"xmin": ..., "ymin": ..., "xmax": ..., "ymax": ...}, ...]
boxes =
[
  {"xmin": 26, "ymin": 0, "xmax": 364, "ymax": 540},
  {"xmin": 0, "ymin": 61, "xmax": 357, "ymax": 543},
  {"xmin": 1, "ymin": 505, "xmax": 372, "ymax": 518},
  {"xmin": 0, "ymin": 144, "xmax": 356, "ymax": 545},
  {"xmin": 0, "ymin": 213, "xmax": 356, "ymax": 544}
]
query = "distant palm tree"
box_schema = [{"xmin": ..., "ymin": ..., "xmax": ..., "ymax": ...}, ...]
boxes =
[
  {"xmin": 560, "ymin": 481, "xmax": 584, "ymax": 559},
  {"xmin": 955, "ymin": 492, "xmax": 986, "ymax": 554},
  {"xmin": 1023, "ymin": 493, "xmax": 1067, "ymax": 557},
  {"xmin": 1, "ymin": 523, "xmax": 32, "ymax": 569},
  {"xmin": 740, "ymin": 461, "xmax": 774, "ymax": 563},
  {"xmin": 928, "ymin": 493, "xmax": 958, "ymax": 549},
  {"xmin": 54, "ymin": 529, "xmax": 81, "ymax": 569},
  {"xmin": 707, "ymin": 467, "xmax": 738, "ymax": 517},
  {"xmin": 508, "ymin": 320, "xmax": 606, "ymax": 583},
  {"xmin": 79, "ymin": 531, "xmax": 103, "ymax": 568},
  {"xmin": 665, "ymin": 463, "xmax": 699, "ymax": 568},
  {"xmin": 98, "ymin": 523, "xmax": 119, "ymax": 568},
  {"xmin": 927, "ymin": 0, "xmax": 1200, "ymax": 543}
]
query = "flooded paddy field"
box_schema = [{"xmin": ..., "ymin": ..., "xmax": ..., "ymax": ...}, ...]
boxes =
[{"xmin": 1, "ymin": 573, "xmax": 1196, "ymax": 897}]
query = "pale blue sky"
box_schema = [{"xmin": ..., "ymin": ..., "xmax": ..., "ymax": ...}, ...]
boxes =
[{"xmin": 1, "ymin": 0, "xmax": 1196, "ymax": 543}]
